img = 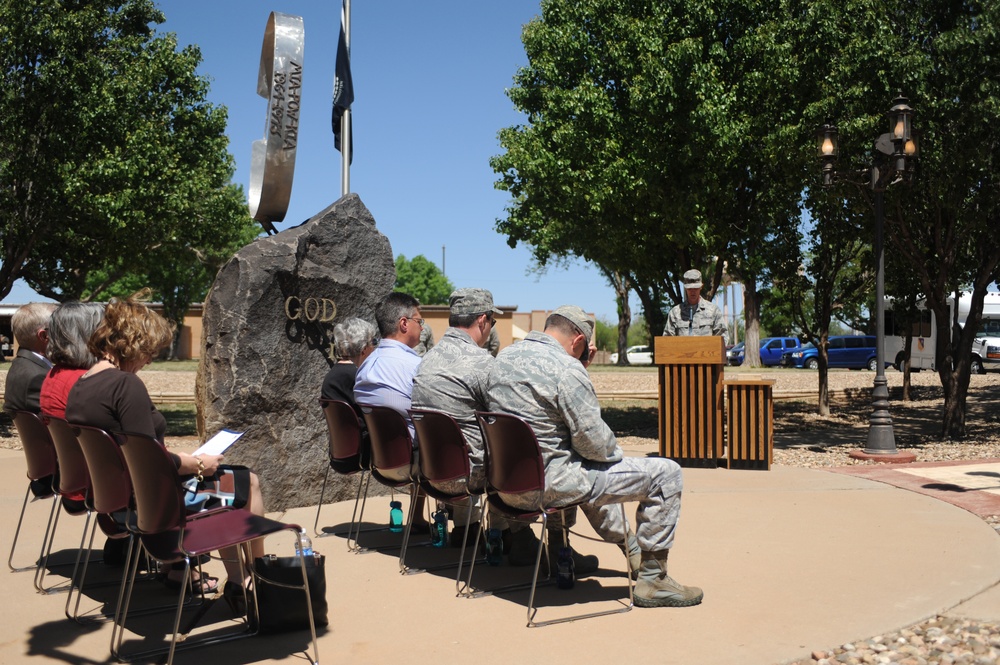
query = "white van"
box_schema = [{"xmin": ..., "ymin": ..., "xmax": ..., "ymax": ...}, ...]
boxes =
[{"xmin": 884, "ymin": 291, "xmax": 1000, "ymax": 373}]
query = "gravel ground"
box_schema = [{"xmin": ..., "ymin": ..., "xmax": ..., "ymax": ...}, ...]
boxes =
[{"xmin": 4, "ymin": 365, "xmax": 1000, "ymax": 664}]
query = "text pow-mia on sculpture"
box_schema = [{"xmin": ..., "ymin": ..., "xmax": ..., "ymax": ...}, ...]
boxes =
[{"xmin": 249, "ymin": 12, "xmax": 304, "ymax": 232}]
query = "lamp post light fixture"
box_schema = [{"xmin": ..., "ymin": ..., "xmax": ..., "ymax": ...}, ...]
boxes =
[{"xmin": 817, "ymin": 93, "xmax": 918, "ymax": 461}]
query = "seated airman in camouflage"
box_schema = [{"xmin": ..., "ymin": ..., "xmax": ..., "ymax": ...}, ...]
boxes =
[{"xmin": 486, "ymin": 305, "xmax": 703, "ymax": 607}]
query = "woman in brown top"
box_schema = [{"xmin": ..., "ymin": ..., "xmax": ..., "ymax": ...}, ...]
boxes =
[{"xmin": 65, "ymin": 291, "xmax": 263, "ymax": 614}]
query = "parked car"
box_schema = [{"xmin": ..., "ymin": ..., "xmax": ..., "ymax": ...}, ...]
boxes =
[
  {"xmin": 609, "ymin": 345, "xmax": 653, "ymax": 365},
  {"xmin": 785, "ymin": 335, "xmax": 880, "ymax": 370},
  {"xmin": 728, "ymin": 337, "xmax": 801, "ymax": 366},
  {"xmin": 726, "ymin": 342, "xmax": 745, "ymax": 366}
]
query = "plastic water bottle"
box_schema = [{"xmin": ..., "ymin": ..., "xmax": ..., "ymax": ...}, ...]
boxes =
[
  {"xmin": 556, "ymin": 546, "xmax": 575, "ymax": 589},
  {"xmin": 295, "ymin": 530, "xmax": 313, "ymax": 558},
  {"xmin": 485, "ymin": 528, "xmax": 503, "ymax": 566},
  {"xmin": 431, "ymin": 509, "xmax": 448, "ymax": 548},
  {"xmin": 389, "ymin": 501, "xmax": 404, "ymax": 533}
]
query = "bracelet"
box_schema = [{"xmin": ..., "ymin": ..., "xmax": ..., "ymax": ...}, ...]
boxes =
[{"xmin": 195, "ymin": 456, "xmax": 205, "ymax": 482}]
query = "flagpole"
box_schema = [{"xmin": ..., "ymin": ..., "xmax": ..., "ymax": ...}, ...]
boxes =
[{"xmin": 340, "ymin": 0, "xmax": 351, "ymax": 196}]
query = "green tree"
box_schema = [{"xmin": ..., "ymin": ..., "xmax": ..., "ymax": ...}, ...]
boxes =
[
  {"xmin": 0, "ymin": 0, "xmax": 258, "ymax": 309},
  {"xmin": 394, "ymin": 255, "xmax": 454, "ymax": 306},
  {"xmin": 491, "ymin": 0, "xmax": 803, "ymax": 361},
  {"xmin": 800, "ymin": 0, "xmax": 1000, "ymax": 436}
]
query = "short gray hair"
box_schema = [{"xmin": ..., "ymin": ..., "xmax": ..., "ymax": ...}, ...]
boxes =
[
  {"xmin": 333, "ymin": 317, "xmax": 378, "ymax": 359},
  {"xmin": 47, "ymin": 302, "xmax": 105, "ymax": 369},
  {"xmin": 11, "ymin": 302, "xmax": 57, "ymax": 348}
]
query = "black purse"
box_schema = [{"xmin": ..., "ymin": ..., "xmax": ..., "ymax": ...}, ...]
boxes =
[{"xmin": 253, "ymin": 554, "xmax": 329, "ymax": 633}]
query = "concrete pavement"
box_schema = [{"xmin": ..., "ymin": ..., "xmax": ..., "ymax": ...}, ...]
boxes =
[{"xmin": 2, "ymin": 446, "xmax": 1000, "ymax": 665}]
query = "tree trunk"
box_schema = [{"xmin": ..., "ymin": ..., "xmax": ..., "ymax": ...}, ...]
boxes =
[
  {"xmin": 635, "ymin": 281, "xmax": 667, "ymax": 344},
  {"xmin": 612, "ymin": 271, "xmax": 631, "ymax": 365},
  {"xmin": 817, "ymin": 335, "xmax": 830, "ymax": 416},
  {"xmin": 742, "ymin": 281, "xmax": 762, "ymax": 367},
  {"xmin": 901, "ymin": 332, "xmax": 912, "ymax": 402}
]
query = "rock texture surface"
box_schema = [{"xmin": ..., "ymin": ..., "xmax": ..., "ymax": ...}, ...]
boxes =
[{"xmin": 197, "ymin": 194, "xmax": 394, "ymax": 511}]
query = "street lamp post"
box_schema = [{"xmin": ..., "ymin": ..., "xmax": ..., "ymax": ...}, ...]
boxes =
[{"xmin": 818, "ymin": 94, "xmax": 919, "ymax": 459}]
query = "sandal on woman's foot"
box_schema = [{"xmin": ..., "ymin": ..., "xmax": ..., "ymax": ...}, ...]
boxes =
[
  {"xmin": 163, "ymin": 570, "xmax": 219, "ymax": 593},
  {"xmin": 222, "ymin": 581, "xmax": 248, "ymax": 617}
]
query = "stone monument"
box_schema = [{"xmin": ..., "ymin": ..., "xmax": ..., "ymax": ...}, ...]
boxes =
[{"xmin": 197, "ymin": 193, "xmax": 394, "ymax": 511}]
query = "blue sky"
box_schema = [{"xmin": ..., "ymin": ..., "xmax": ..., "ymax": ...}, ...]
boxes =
[{"xmin": 3, "ymin": 0, "xmax": 635, "ymax": 321}]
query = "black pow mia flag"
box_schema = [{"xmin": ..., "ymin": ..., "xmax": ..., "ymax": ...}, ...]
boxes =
[{"xmin": 332, "ymin": 2, "xmax": 354, "ymax": 162}]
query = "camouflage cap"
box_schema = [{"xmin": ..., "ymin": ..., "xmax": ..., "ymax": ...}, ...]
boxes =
[
  {"xmin": 682, "ymin": 269, "xmax": 703, "ymax": 289},
  {"xmin": 449, "ymin": 288, "xmax": 502, "ymax": 316},
  {"xmin": 552, "ymin": 304, "xmax": 595, "ymax": 345}
]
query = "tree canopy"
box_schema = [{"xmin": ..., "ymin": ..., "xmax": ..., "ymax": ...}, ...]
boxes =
[
  {"xmin": 394, "ymin": 254, "xmax": 454, "ymax": 306},
  {"xmin": 492, "ymin": 0, "xmax": 1000, "ymax": 437},
  {"xmin": 0, "ymin": 0, "xmax": 259, "ymax": 317}
]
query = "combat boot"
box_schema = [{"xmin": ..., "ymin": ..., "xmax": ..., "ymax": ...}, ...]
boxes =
[
  {"xmin": 634, "ymin": 550, "xmax": 703, "ymax": 608},
  {"xmin": 506, "ymin": 526, "xmax": 543, "ymax": 566}
]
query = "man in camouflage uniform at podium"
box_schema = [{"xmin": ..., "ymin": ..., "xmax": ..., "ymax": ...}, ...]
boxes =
[{"xmin": 663, "ymin": 269, "xmax": 727, "ymax": 343}]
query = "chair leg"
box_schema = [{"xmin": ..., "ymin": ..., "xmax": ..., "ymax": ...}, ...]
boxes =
[
  {"xmin": 525, "ymin": 514, "xmax": 549, "ymax": 627},
  {"xmin": 398, "ymin": 485, "xmax": 421, "ymax": 574},
  {"xmin": 314, "ymin": 466, "xmax": 386, "ymax": 553},
  {"xmin": 8, "ymin": 487, "xmax": 58, "ymax": 574},
  {"xmin": 453, "ymin": 501, "xmax": 481, "ymax": 595},
  {"xmin": 312, "ymin": 467, "xmax": 332, "ymax": 538},
  {"xmin": 526, "ymin": 504, "xmax": 635, "ymax": 628},
  {"xmin": 64, "ymin": 511, "xmax": 98, "ymax": 622}
]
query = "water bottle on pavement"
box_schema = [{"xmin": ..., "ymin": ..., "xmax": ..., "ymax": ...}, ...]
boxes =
[
  {"xmin": 389, "ymin": 500, "xmax": 404, "ymax": 533},
  {"xmin": 431, "ymin": 508, "xmax": 448, "ymax": 548}
]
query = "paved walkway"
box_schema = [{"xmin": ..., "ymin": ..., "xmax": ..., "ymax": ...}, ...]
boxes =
[{"xmin": 2, "ymin": 447, "xmax": 1000, "ymax": 665}]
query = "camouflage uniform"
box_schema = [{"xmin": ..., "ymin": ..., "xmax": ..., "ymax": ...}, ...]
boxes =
[
  {"xmin": 663, "ymin": 299, "xmax": 728, "ymax": 343},
  {"xmin": 412, "ymin": 327, "xmax": 491, "ymax": 494},
  {"xmin": 486, "ymin": 331, "xmax": 684, "ymax": 552}
]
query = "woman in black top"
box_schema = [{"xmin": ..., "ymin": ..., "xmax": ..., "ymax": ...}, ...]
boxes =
[{"xmin": 66, "ymin": 291, "xmax": 263, "ymax": 613}]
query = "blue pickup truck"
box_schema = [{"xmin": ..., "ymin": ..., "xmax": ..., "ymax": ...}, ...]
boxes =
[{"xmin": 729, "ymin": 337, "xmax": 802, "ymax": 366}]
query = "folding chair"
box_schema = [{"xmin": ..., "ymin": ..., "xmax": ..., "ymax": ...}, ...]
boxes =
[
  {"xmin": 45, "ymin": 415, "xmax": 101, "ymax": 601},
  {"xmin": 473, "ymin": 411, "xmax": 634, "ymax": 627},
  {"xmin": 314, "ymin": 399, "xmax": 373, "ymax": 549},
  {"xmin": 359, "ymin": 404, "xmax": 428, "ymax": 572},
  {"xmin": 9, "ymin": 411, "xmax": 62, "ymax": 581},
  {"xmin": 75, "ymin": 424, "xmax": 175, "ymax": 655},
  {"xmin": 410, "ymin": 408, "xmax": 487, "ymax": 592},
  {"xmin": 117, "ymin": 431, "xmax": 320, "ymax": 665}
]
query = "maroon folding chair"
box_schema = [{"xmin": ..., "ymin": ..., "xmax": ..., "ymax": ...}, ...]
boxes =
[
  {"xmin": 359, "ymin": 404, "xmax": 427, "ymax": 571},
  {"xmin": 474, "ymin": 411, "xmax": 633, "ymax": 627},
  {"xmin": 8, "ymin": 411, "xmax": 62, "ymax": 582},
  {"xmin": 315, "ymin": 399, "xmax": 373, "ymax": 550},
  {"xmin": 410, "ymin": 408, "xmax": 486, "ymax": 591},
  {"xmin": 45, "ymin": 415, "xmax": 103, "ymax": 603},
  {"xmin": 117, "ymin": 431, "xmax": 319, "ymax": 665},
  {"xmin": 75, "ymin": 424, "xmax": 175, "ymax": 655}
]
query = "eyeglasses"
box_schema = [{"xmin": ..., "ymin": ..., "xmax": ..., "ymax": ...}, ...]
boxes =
[{"xmin": 405, "ymin": 316, "xmax": 425, "ymax": 328}]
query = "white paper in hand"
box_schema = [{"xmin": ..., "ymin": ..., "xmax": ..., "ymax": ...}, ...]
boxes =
[{"xmin": 193, "ymin": 429, "xmax": 244, "ymax": 457}]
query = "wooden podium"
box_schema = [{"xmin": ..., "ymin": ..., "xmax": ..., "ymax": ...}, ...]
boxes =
[{"xmin": 654, "ymin": 336, "xmax": 725, "ymax": 467}]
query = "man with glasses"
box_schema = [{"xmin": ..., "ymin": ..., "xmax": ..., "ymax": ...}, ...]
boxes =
[
  {"xmin": 354, "ymin": 291, "xmax": 428, "ymax": 529},
  {"xmin": 487, "ymin": 305, "xmax": 703, "ymax": 608},
  {"xmin": 354, "ymin": 291, "xmax": 424, "ymax": 436}
]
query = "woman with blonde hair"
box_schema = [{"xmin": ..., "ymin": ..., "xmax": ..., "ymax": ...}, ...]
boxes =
[{"xmin": 65, "ymin": 290, "xmax": 263, "ymax": 613}]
